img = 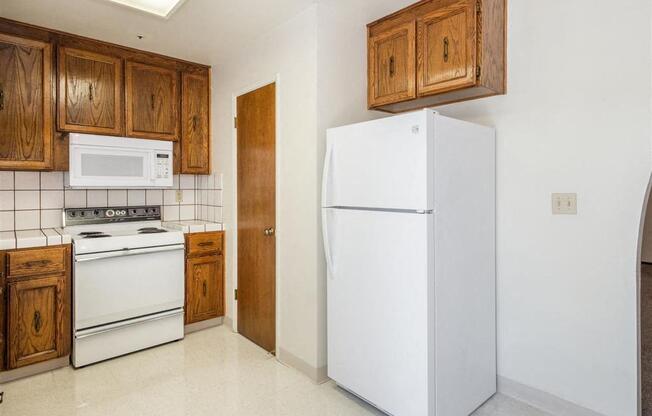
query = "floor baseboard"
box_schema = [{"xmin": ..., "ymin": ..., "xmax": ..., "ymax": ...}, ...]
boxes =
[
  {"xmin": 498, "ymin": 376, "xmax": 607, "ymax": 416},
  {"xmin": 277, "ymin": 347, "xmax": 328, "ymax": 384}
]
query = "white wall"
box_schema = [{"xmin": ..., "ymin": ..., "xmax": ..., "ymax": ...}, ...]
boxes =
[
  {"xmin": 213, "ymin": 5, "xmax": 322, "ymax": 373},
  {"xmin": 315, "ymin": 0, "xmax": 652, "ymax": 415}
]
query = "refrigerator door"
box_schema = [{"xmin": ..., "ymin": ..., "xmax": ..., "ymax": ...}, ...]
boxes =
[
  {"xmin": 322, "ymin": 110, "xmax": 434, "ymax": 211},
  {"xmin": 324, "ymin": 207, "xmax": 434, "ymax": 416}
]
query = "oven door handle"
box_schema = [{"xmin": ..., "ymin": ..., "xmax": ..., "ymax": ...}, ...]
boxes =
[
  {"xmin": 75, "ymin": 244, "xmax": 185, "ymax": 263},
  {"xmin": 75, "ymin": 309, "xmax": 184, "ymax": 339}
]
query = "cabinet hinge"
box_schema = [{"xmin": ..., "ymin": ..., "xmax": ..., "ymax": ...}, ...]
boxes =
[
  {"xmin": 476, "ymin": 66, "xmax": 482, "ymax": 79},
  {"xmin": 476, "ymin": 1, "xmax": 481, "ymax": 13},
  {"xmin": 234, "ymin": 116, "xmax": 237, "ymax": 128},
  {"xmin": 234, "ymin": 288, "xmax": 238, "ymax": 300}
]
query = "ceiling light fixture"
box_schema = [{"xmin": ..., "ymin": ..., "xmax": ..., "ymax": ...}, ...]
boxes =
[{"xmin": 105, "ymin": 0, "xmax": 187, "ymax": 18}]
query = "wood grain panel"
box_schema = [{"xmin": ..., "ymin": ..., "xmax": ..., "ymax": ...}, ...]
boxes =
[
  {"xmin": 187, "ymin": 231, "xmax": 223, "ymax": 257},
  {"xmin": 368, "ymin": 22, "xmax": 416, "ymax": 108},
  {"xmin": 125, "ymin": 61, "xmax": 179, "ymax": 141},
  {"xmin": 181, "ymin": 72, "xmax": 210, "ymax": 174},
  {"xmin": 417, "ymin": 3, "xmax": 477, "ymax": 95},
  {"xmin": 7, "ymin": 275, "xmax": 65, "ymax": 369},
  {"xmin": 237, "ymin": 83, "xmax": 276, "ymax": 352},
  {"xmin": 0, "ymin": 33, "xmax": 52, "ymax": 170},
  {"xmin": 58, "ymin": 47, "xmax": 123, "ymax": 135},
  {"xmin": 7, "ymin": 246, "xmax": 67, "ymax": 278}
]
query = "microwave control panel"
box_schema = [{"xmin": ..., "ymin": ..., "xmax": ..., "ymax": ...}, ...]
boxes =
[{"xmin": 156, "ymin": 153, "xmax": 171, "ymax": 179}]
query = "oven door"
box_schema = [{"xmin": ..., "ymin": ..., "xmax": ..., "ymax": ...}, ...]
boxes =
[{"xmin": 74, "ymin": 244, "xmax": 185, "ymax": 330}]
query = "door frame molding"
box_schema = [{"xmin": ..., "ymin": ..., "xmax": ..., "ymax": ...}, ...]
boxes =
[{"xmin": 231, "ymin": 75, "xmax": 281, "ymax": 354}]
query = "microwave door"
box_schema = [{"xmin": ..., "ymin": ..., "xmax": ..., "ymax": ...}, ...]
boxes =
[{"xmin": 69, "ymin": 146, "xmax": 154, "ymax": 188}]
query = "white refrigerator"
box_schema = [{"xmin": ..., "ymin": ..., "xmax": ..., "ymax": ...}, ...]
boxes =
[{"xmin": 322, "ymin": 109, "xmax": 496, "ymax": 416}]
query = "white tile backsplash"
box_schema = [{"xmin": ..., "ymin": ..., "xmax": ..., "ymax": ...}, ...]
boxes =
[
  {"xmin": 0, "ymin": 172, "xmax": 14, "ymax": 190},
  {"xmin": 15, "ymin": 172, "xmax": 40, "ymax": 190},
  {"xmin": 40, "ymin": 172, "xmax": 64, "ymax": 190},
  {"xmin": 15, "ymin": 210, "xmax": 40, "ymax": 230},
  {"xmin": 41, "ymin": 190, "xmax": 64, "ymax": 209},
  {"xmin": 87, "ymin": 190, "xmax": 108, "ymax": 208},
  {"xmin": 1, "ymin": 173, "xmax": 223, "ymax": 231},
  {"xmin": 15, "ymin": 191, "xmax": 40, "ymax": 210},
  {"xmin": 0, "ymin": 190, "xmax": 14, "ymax": 210},
  {"xmin": 65, "ymin": 190, "xmax": 87, "ymax": 208},
  {"xmin": 108, "ymin": 190, "xmax": 127, "ymax": 206}
]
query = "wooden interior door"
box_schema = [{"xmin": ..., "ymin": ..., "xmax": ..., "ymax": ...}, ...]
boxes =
[
  {"xmin": 0, "ymin": 33, "xmax": 52, "ymax": 170},
  {"xmin": 417, "ymin": 3, "xmax": 477, "ymax": 96},
  {"xmin": 125, "ymin": 61, "xmax": 179, "ymax": 141},
  {"xmin": 58, "ymin": 46, "xmax": 123, "ymax": 135},
  {"xmin": 368, "ymin": 22, "xmax": 416, "ymax": 108},
  {"xmin": 237, "ymin": 83, "xmax": 276, "ymax": 352},
  {"xmin": 181, "ymin": 72, "xmax": 210, "ymax": 174},
  {"xmin": 7, "ymin": 275, "xmax": 65, "ymax": 369}
]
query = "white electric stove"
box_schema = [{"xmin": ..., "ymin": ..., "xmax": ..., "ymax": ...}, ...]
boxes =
[{"xmin": 64, "ymin": 206, "xmax": 185, "ymax": 368}]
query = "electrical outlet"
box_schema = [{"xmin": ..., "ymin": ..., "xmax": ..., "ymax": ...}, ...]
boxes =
[
  {"xmin": 552, "ymin": 193, "xmax": 577, "ymax": 215},
  {"xmin": 176, "ymin": 190, "xmax": 183, "ymax": 203}
]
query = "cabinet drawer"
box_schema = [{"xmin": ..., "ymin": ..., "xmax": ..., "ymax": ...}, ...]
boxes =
[
  {"xmin": 187, "ymin": 232, "xmax": 223, "ymax": 257},
  {"xmin": 7, "ymin": 246, "xmax": 68, "ymax": 278}
]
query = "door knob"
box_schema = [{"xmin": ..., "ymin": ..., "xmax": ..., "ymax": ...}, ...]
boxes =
[{"xmin": 264, "ymin": 227, "xmax": 275, "ymax": 236}]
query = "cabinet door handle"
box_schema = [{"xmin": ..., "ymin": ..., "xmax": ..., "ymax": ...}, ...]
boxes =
[
  {"xmin": 193, "ymin": 115, "xmax": 198, "ymax": 130},
  {"xmin": 202, "ymin": 281, "xmax": 207, "ymax": 296},
  {"xmin": 151, "ymin": 94, "xmax": 155, "ymax": 110},
  {"xmin": 89, "ymin": 84, "xmax": 94, "ymax": 101},
  {"xmin": 33, "ymin": 311, "xmax": 42, "ymax": 333},
  {"xmin": 389, "ymin": 56, "xmax": 395, "ymax": 77},
  {"xmin": 0, "ymin": 89, "xmax": 4, "ymax": 111},
  {"xmin": 443, "ymin": 37, "xmax": 449, "ymax": 63}
]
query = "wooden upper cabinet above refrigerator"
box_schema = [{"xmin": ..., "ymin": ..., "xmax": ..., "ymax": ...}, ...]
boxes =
[
  {"xmin": 58, "ymin": 47, "xmax": 123, "ymax": 135},
  {"xmin": 367, "ymin": 0, "xmax": 506, "ymax": 113},
  {"xmin": 125, "ymin": 61, "xmax": 180, "ymax": 141},
  {"xmin": 0, "ymin": 33, "xmax": 52, "ymax": 170}
]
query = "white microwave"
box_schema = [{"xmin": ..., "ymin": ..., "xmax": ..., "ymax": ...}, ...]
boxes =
[{"xmin": 68, "ymin": 134, "xmax": 173, "ymax": 188}]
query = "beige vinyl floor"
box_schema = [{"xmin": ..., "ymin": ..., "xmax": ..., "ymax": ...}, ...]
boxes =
[{"xmin": 0, "ymin": 325, "xmax": 551, "ymax": 416}]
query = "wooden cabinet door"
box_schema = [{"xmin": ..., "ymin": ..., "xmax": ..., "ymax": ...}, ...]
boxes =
[
  {"xmin": 7, "ymin": 275, "xmax": 66, "ymax": 369},
  {"xmin": 368, "ymin": 22, "xmax": 416, "ymax": 108},
  {"xmin": 125, "ymin": 61, "xmax": 179, "ymax": 141},
  {"xmin": 181, "ymin": 72, "xmax": 210, "ymax": 174},
  {"xmin": 417, "ymin": 2, "xmax": 477, "ymax": 96},
  {"xmin": 0, "ymin": 33, "xmax": 52, "ymax": 170},
  {"xmin": 58, "ymin": 47, "xmax": 123, "ymax": 135},
  {"xmin": 186, "ymin": 254, "xmax": 223, "ymax": 324}
]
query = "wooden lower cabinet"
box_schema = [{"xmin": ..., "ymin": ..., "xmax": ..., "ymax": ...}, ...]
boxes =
[
  {"xmin": 1, "ymin": 245, "xmax": 71, "ymax": 371},
  {"xmin": 185, "ymin": 232, "xmax": 225, "ymax": 325}
]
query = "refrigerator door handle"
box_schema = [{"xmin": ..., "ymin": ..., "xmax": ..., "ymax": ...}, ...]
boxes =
[
  {"xmin": 321, "ymin": 140, "xmax": 334, "ymax": 206},
  {"xmin": 322, "ymin": 208, "xmax": 335, "ymax": 277}
]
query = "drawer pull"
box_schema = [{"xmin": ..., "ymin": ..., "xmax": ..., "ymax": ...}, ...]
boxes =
[
  {"xmin": 24, "ymin": 260, "xmax": 52, "ymax": 268},
  {"xmin": 33, "ymin": 311, "xmax": 42, "ymax": 333},
  {"xmin": 198, "ymin": 242, "xmax": 214, "ymax": 247},
  {"xmin": 443, "ymin": 37, "xmax": 449, "ymax": 63}
]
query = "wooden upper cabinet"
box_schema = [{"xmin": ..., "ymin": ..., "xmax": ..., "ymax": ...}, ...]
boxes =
[
  {"xmin": 7, "ymin": 275, "xmax": 66, "ymax": 369},
  {"xmin": 58, "ymin": 47, "xmax": 123, "ymax": 135},
  {"xmin": 368, "ymin": 0, "xmax": 506, "ymax": 113},
  {"xmin": 0, "ymin": 33, "xmax": 52, "ymax": 170},
  {"xmin": 181, "ymin": 72, "xmax": 210, "ymax": 174},
  {"xmin": 125, "ymin": 61, "xmax": 179, "ymax": 141},
  {"xmin": 368, "ymin": 22, "xmax": 416, "ymax": 108},
  {"xmin": 417, "ymin": 3, "xmax": 476, "ymax": 95}
]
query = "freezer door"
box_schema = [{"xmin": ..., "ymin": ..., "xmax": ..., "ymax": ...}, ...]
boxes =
[
  {"xmin": 322, "ymin": 110, "xmax": 433, "ymax": 211},
  {"xmin": 324, "ymin": 207, "xmax": 434, "ymax": 416}
]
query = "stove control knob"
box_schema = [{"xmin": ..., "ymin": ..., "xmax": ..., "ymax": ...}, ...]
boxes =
[
  {"xmin": 69, "ymin": 211, "xmax": 76, "ymax": 217},
  {"xmin": 106, "ymin": 210, "xmax": 115, "ymax": 217},
  {"xmin": 94, "ymin": 210, "xmax": 101, "ymax": 216},
  {"xmin": 80, "ymin": 211, "xmax": 86, "ymax": 217}
]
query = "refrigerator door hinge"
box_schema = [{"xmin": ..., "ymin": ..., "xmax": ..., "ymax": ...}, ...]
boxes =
[
  {"xmin": 476, "ymin": 66, "xmax": 482, "ymax": 80},
  {"xmin": 234, "ymin": 289, "xmax": 238, "ymax": 300}
]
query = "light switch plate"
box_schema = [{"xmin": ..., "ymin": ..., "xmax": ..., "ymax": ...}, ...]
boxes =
[{"xmin": 552, "ymin": 193, "xmax": 577, "ymax": 215}]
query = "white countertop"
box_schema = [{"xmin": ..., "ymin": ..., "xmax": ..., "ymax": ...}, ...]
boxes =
[
  {"xmin": 0, "ymin": 229, "xmax": 73, "ymax": 250},
  {"xmin": 163, "ymin": 221, "xmax": 223, "ymax": 234}
]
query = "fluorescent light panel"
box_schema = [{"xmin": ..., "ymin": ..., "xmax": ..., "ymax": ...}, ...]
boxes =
[{"xmin": 105, "ymin": 0, "xmax": 186, "ymax": 18}]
